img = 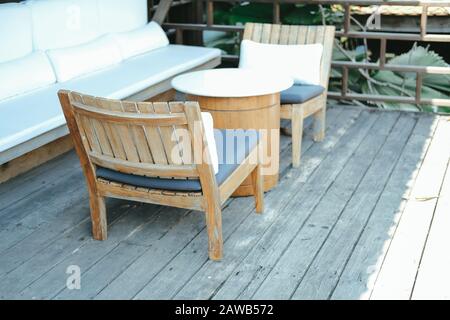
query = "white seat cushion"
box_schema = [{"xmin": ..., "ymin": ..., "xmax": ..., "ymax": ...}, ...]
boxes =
[
  {"xmin": 47, "ymin": 36, "xmax": 123, "ymax": 82},
  {"xmin": 63, "ymin": 45, "xmax": 221, "ymax": 99},
  {"xmin": 0, "ymin": 3, "xmax": 33, "ymax": 63},
  {"xmin": 98, "ymin": 0, "xmax": 148, "ymax": 33},
  {"xmin": 112, "ymin": 22, "xmax": 169, "ymax": 60},
  {"xmin": 0, "ymin": 52, "xmax": 56, "ymax": 101},
  {"xmin": 239, "ymin": 39, "xmax": 323, "ymax": 85},
  {"xmin": 0, "ymin": 45, "xmax": 221, "ymax": 154},
  {"xmin": 27, "ymin": 0, "xmax": 101, "ymax": 51}
]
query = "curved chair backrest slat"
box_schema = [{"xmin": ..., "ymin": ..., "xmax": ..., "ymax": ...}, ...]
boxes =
[{"xmin": 59, "ymin": 91, "xmax": 216, "ymax": 180}]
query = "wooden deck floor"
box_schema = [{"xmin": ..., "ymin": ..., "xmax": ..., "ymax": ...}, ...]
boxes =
[{"xmin": 0, "ymin": 106, "xmax": 448, "ymax": 300}]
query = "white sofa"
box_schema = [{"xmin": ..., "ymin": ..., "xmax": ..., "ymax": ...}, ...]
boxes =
[{"xmin": 0, "ymin": 0, "xmax": 221, "ymax": 165}]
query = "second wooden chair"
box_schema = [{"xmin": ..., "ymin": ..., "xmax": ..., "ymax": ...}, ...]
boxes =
[{"xmin": 243, "ymin": 23, "xmax": 335, "ymax": 167}]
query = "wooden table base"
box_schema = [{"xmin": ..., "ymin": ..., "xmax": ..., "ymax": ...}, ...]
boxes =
[{"xmin": 188, "ymin": 93, "xmax": 281, "ymax": 197}]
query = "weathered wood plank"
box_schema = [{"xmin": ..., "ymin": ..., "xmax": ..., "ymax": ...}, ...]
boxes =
[
  {"xmin": 173, "ymin": 110, "xmax": 372, "ymax": 300},
  {"xmin": 93, "ymin": 119, "xmax": 299, "ymax": 299},
  {"xmin": 218, "ymin": 111, "xmax": 400, "ymax": 300},
  {"xmin": 0, "ymin": 151, "xmax": 80, "ymax": 213},
  {"xmin": 370, "ymin": 117, "xmax": 450, "ymax": 300},
  {"xmin": 289, "ymin": 113, "xmax": 415, "ymax": 300},
  {"xmin": 56, "ymin": 243, "xmax": 148, "ymax": 300},
  {"xmin": 331, "ymin": 114, "xmax": 437, "ymax": 299},
  {"xmin": 18, "ymin": 203, "xmax": 170, "ymax": 299},
  {"xmin": 0, "ymin": 199, "xmax": 131, "ymax": 298},
  {"xmin": 412, "ymin": 153, "xmax": 450, "ymax": 300},
  {"xmin": 93, "ymin": 108, "xmax": 336, "ymax": 300},
  {"xmin": 131, "ymin": 109, "xmax": 351, "ymax": 300}
]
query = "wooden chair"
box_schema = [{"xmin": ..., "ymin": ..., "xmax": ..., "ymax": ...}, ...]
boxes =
[
  {"xmin": 243, "ymin": 23, "xmax": 335, "ymax": 167},
  {"xmin": 58, "ymin": 90, "xmax": 264, "ymax": 261}
]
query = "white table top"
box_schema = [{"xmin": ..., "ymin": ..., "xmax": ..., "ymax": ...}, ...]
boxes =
[{"xmin": 171, "ymin": 68, "xmax": 294, "ymax": 98}]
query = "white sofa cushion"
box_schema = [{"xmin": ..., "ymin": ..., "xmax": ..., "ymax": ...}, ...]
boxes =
[
  {"xmin": 201, "ymin": 112, "xmax": 219, "ymax": 174},
  {"xmin": 98, "ymin": 0, "xmax": 148, "ymax": 34},
  {"xmin": 0, "ymin": 52, "xmax": 56, "ymax": 101},
  {"xmin": 27, "ymin": 0, "xmax": 101, "ymax": 51},
  {"xmin": 112, "ymin": 22, "xmax": 169, "ymax": 60},
  {"xmin": 64, "ymin": 45, "xmax": 221, "ymax": 99},
  {"xmin": 239, "ymin": 39, "xmax": 323, "ymax": 85},
  {"xmin": 0, "ymin": 45, "xmax": 221, "ymax": 154},
  {"xmin": 0, "ymin": 3, "xmax": 33, "ymax": 63},
  {"xmin": 47, "ymin": 36, "xmax": 123, "ymax": 82}
]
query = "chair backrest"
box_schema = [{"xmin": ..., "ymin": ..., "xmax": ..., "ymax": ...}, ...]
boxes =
[
  {"xmin": 58, "ymin": 91, "xmax": 216, "ymax": 183},
  {"xmin": 243, "ymin": 23, "xmax": 335, "ymax": 88}
]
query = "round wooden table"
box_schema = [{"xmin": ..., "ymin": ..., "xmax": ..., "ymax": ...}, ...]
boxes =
[{"xmin": 172, "ymin": 68, "xmax": 293, "ymax": 196}]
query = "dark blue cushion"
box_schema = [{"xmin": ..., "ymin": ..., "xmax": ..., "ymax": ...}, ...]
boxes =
[
  {"xmin": 280, "ymin": 84, "xmax": 325, "ymax": 104},
  {"xmin": 96, "ymin": 129, "xmax": 259, "ymax": 192}
]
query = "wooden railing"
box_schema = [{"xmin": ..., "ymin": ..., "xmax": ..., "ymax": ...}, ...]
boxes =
[{"xmin": 157, "ymin": 0, "xmax": 450, "ymax": 108}]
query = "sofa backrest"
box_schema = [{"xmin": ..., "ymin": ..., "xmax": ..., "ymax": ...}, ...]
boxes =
[
  {"xmin": 25, "ymin": 0, "xmax": 148, "ymax": 51},
  {"xmin": 98, "ymin": 0, "xmax": 148, "ymax": 34},
  {"xmin": 0, "ymin": 3, "xmax": 33, "ymax": 63}
]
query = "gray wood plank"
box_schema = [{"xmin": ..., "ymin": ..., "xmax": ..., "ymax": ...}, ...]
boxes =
[
  {"xmin": 130, "ymin": 108, "xmax": 354, "ymax": 300},
  {"xmin": 331, "ymin": 114, "xmax": 437, "ymax": 299},
  {"xmin": 0, "ymin": 198, "xmax": 134, "ymax": 298},
  {"xmin": 92, "ymin": 107, "xmax": 333, "ymax": 300},
  {"xmin": 215, "ymin": 111, "xmax": 400, "ymax": 300},
  {"xmin": 55, "ymin": 243, "xmax": 148, "ymax": 300},
  {"xmin": 370, "ymin": 116, "xmax": 450, "ymax": 299},
  {"xmin": 412, "ymin": 154, "xmax": 450, "ymax": 299},
  {"xmin": 0, "ymin": 151, "xmax": 80, "ymax": 211},
  {"xmin": 17, "ymin": 202, "xmax": 171, "ymax": 299},
  {"xmin": 172, "ymin": 109, "xmax": 372, "ymax": 300},
  {"xmin": 289, "ymin": 113, "xmax": 416, "ymax": 300}
]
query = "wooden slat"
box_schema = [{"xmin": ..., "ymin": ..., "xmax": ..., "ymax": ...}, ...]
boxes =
[
  {"xmin": 121, "ymin": 101, "xmax": 153, "ymax": 163},
  {"xmin": 70, "ymin": 93, "xmax": 101, "ymax": 154},
  {"xmin": 269, "ymin": 23, "xmax": 281, "ymax": 44},
  {"xmin": 288, "ymin": 25, "xmax": 299, "ymax": 44},
  {"xmin": 261, "ymin": 24, "xmax": 272, "ymax": 43},
  {"xmin": 169, "ymin": 102, "xmax": 192, "ymax": 165},
  {"xmin": 99, "ymin": 99, "xmax": 140, "ymax": 162},
  {"xmin": 297, "ymin": 26, "xmax": 308, "ymax": 44},
  {"xmin": 279, "ymin": 25, "xmax": 290, "ymax": 44},
  {"xmin": 242, "ymin": 22, "xmax": 254, "ymax": 41},
  {"xmin": 82, "ymin": 95, "xmax": 113, "ymax": 157},
  {"xmin": 92, "ymin": 97, "xmax": 126, "ymax": 160},
  {"xmin": 252, "ymin": 23, "xmax": 263, "ymax": 42},
  {"xmin": 153, "ymin": 102, "xmax": 183, "ymax": 165},
  {"xmin": 137, "ymin": 102, "xmax": 169, "ymax": 165},
  {"xmin": 71, "ymin": 101, "xmax": 188, "ymax": 126},
  {"xmin": 89, "ymin": 152, "xmax": 198, "ymax": 178},
  {"xmin": 305, "ymin": 26, "xmax": 317, "ymax": 44}
]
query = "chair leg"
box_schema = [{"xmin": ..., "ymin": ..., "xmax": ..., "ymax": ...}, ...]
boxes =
[
  {"xmin": 251, "ymin": 164, "xmax": 264, "ymax": 213},
  {"xmin": 313, "ymin": 105, "xmax": 326, "ymax": 142},
  {"xmin": 291, "ymin": 106, "xmax": 304, "ymax": 168},
  {"xmin": 205, "ymin": 202, "xmax": 223, "ymax": 261},
  {"xmin": 89, "ymin": 192, "xmax": 107, "ymax": 240}
]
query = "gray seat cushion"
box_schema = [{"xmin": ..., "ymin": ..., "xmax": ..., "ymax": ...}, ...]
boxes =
[
  {"xmin": 96, "ymin": 129, "xmax": 259, "ymax": 192},
  {"xmin": 280, "ymin": 84, "xmax": 325, "ymax": 104}
]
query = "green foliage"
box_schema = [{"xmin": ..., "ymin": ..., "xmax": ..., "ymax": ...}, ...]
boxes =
[
  {"xmin": 208, "ymin": 3, "xmax": 450, "ymax": 114},
  {"xmin": 213, "ymin": 3, "xmax": 343, "ymax": 26},
  {"xmin": 362, "ymin": 46, "xmax": 450, "ymax": 113}
]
